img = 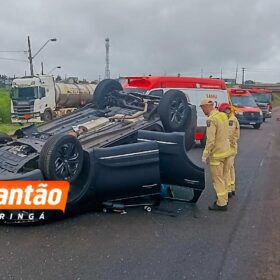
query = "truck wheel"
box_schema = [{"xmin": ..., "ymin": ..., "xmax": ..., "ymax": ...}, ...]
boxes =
[
  {"xmin": 93, "ymin": 79, "xmax": 123, "ymax": 109},
  {"xmin": 253, "ymin": 124, "xmax": 261, "ymax": 129},
  {"xmin": 42, "ymin": 109, "xmax": 53, "ymax": 122},
  {"xmin": 39, "ymin": 134, "xmax": 84, "ymax": 182},
  {"xmin": 0, "ymin": 132, "xmax": 12, "ymax": 144},
  {"xmin": 158, "ymin": 90, "xmax": 189, "ymax": 132}
]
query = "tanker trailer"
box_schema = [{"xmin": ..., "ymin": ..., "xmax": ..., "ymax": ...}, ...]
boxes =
[
  {"xmin": 54, "ymin": 83, "xmax": 96, "ymax": 118},
  {"xmin": 11, "ymin": 75, "xmax": 96, "ymax": 123}
]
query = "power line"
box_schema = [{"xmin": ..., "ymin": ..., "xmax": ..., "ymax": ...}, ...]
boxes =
[
  {"xmin": 0, "ymin": 57, "xmax": 27, "ymax": 62},
  {"xmin": 0, "ymin": 50, "xmax": 27, "ymax": 53}
]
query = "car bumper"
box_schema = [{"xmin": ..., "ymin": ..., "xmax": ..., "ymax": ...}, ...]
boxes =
[
  {"xmin": 11, "ymin": 113, "xmax": 42, "ymax": 123},
  {"xmin": 263, "ymin": 111, "xmax": 272, "ymax": 118},
  {"xmin": 235, "ymin": 113, "xmax": 263, "ymax": 125}
]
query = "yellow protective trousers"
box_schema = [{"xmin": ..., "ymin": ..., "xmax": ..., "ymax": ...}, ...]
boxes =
[
  {"xmin": 209, "ymin": 157, "xmax": 230, "ymax": 206},
  {"xmin": 228, "ymin": 155, "xmax": 236, "ymax": 192}
]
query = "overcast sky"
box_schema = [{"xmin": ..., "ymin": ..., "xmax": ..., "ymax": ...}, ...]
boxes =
[{"xmin": 1, "ymin": 0, "xmax": 280, "ymax": 83}]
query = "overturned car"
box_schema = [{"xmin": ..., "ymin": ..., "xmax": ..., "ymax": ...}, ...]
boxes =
[{"xmin": 0, "ymin": 79, "xmax": 205, "ymax": 223}]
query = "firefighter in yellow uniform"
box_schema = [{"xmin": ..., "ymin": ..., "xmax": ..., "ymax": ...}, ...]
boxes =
[
  {"xmin": 218, "ymin": 103, "xmax": 240, "ymax": 196},
  {"xmin": 200, "ymin": 98, "xmax": 232, "ymax": 211}
]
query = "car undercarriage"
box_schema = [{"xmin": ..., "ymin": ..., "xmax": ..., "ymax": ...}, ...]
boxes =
[{"xmin": 0, "ymin": 79, "xmax": 205, "ymax": 224}]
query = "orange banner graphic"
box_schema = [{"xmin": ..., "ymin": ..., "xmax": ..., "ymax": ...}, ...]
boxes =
[{"xmin": 0, "ymin": 181, "xmax": 69, "ymax": 212}]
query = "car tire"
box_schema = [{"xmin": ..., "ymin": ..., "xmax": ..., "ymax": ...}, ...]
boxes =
[
  {"xmin": 39, "ymin": 134, "xmax": 84, "ymax": 182},
  {"xmin": 253, "ymin": 124, "xmax": 261, "ymax": 129},
  {"xmin": 42, "ymin": 109, "xmax": 53, "ymax": 122},
  {"xmin": 184, "ymin": 105, "xmax": 197, "ymax": 151},
  {"xmin": 93, "ymin": 79, "xmax": 123, "ymax": 109},
  {"xmin": 158, "ymin": 90, "xmax": 190, "ymax": 132},
  {"xmin": 263, "ymin": 117, "xmax": 266, "ymax": 122},
  {"xmin": 0, "ymin": 132, "xmax": 12, "ymax": 144}
]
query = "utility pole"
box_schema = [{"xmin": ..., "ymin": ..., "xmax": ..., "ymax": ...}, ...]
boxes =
[
  {"xmin": 105, "ymin": 38, "xmax": 110, "ymax": 79},
  {"xmin": 41, "ymin": 62, "xmax": 44, "ymax": 75},
  {"xmin": 242, "ymin": 67, "xmax": 246, "ymax": 85},
  {"xmin": 220, "ymin": 68, "xmax": 223, "ymax": 79},
  {"xmin": 27, "ymin": 36, "xmax": 34, "ymax": 76},
  {"xmin": 27, "ymin": 36, "xmax": 57, "ymax": 76},
  {"xmin": 235, "ymin": 64, "xmax": 238, "ymax": 84}
]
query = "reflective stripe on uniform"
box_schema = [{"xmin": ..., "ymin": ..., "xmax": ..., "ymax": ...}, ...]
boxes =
[
  {"xmin": 216, "ymin": 191, "xmax": 228, "ymax": 196},
  {"xmin": 212, "ymin": 149, "xmax": 233, "ymax": 159},
  {"xmin": 210, "ymin": 161, "xmax": 221, "ymax": 166}
]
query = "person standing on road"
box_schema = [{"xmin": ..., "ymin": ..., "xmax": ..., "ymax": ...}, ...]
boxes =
[
  {"xmin": 200, "ymin": 98, "xmax": 232, "ymax": 211},
  {"xmin": 218, "ymin": 103, "xmax": 240, "ymax": 197}
]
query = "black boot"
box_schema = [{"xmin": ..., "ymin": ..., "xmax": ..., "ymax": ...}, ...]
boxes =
[{"xmin": 208, "ymin": 202, "xmax": 227, "ymax": 211}]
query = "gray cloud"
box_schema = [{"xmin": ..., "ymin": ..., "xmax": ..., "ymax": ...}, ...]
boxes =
[{"xmin": 1, "ymin": 0, "xmax": 280, "ymax": 82}]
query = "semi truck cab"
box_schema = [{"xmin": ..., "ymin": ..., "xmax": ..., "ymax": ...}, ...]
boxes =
[{"xmin": 11, "ymin": 75, "xmax": 56, "ymax": 123}]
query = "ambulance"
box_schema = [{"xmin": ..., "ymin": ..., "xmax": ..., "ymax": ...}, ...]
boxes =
[
  {"xmin": 121, "ymin": 76, "xmax": 229, "ymax": 146},
  {"xmin": 228, "ymin": 88, "xmax": 263, "ymax": 129}
]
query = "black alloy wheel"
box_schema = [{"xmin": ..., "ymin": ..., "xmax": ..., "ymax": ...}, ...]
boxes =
[{"xmin": 39, "ymin": 134, "xmax": 84, "ymax": 182}]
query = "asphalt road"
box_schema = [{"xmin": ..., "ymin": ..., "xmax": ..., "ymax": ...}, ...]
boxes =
[{"xmin": 0, "ymin": 109, "xmax": 279, "ymax": 280}]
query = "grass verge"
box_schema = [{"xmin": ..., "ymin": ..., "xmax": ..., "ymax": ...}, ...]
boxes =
[
  {"xmin": 0, "ymin": 87, "xmax": 11, "ymax": 123},
  {"xmin": 272, "ymin": 93, "xmax": 280, "ymax": 107},
  {"xmin": 0, "ymin": 87, "xmax": 26, "ymax": 135}
]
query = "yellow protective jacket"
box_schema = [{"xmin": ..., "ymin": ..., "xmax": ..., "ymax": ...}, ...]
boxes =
[
  {"xmin": 228, "ymin": 114, "xmax": 240, "ymax": 155},
  {"xmin": 203, "ymin": 110, "xmax": 232, "ymax": 165}
]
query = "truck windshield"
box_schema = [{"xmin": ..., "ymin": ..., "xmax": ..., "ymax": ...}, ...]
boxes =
[
  {"xmin": 231, "ymin": 95, "xmax": 258, "ymax": 107},
  {"xmin": 11, "ymin": 87, "xmax": 39, "ymax": 100},
  {"xmin": 251, "ymin": 93, "xmax": 272, "ymax": 103}
]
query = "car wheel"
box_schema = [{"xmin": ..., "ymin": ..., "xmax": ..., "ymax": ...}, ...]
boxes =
[
  {"xmin": 0, "ymin": 132, "xmax": 12, "ymax": 144},
  {"xmin": 184, "ymin": 105, "xmax": 197, "ymax": 151},
  {"xmin": 93, "ymin": 79, "xmax": 123, "ymax": 109},
  {"xmin": 158, "ymin": 90, "xmax": 190, "ymax": 132},
  {"xmin": 42, "ymin": 109, "xmax": 53, "ymax": 122},
  {"xmin": 253, "ymin": 124, "xmax": 261, "ymax": 129},
  {"xmin": 39, "ymin": 134, "xmax": 84, "ymax": 182}
]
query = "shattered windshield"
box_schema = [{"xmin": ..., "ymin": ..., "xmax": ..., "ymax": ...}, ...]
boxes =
[{"xmin": 11, "ymin": 87, "xmax": 38, "ymax": 100}]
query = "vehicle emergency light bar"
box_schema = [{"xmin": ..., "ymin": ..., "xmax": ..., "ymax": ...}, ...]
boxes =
[
  {"xmin": 121, "ymin": 76, "xmax": 227, "ymax": 90},
  {"xmin": 230, "ymin": 89, "xmax": 248, "ymax": 94}
]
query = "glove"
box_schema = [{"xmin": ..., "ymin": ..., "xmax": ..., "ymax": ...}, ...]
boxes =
[{"xmin": 202, "ymin": 156, "xmax": 208, "ymax": 164}]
